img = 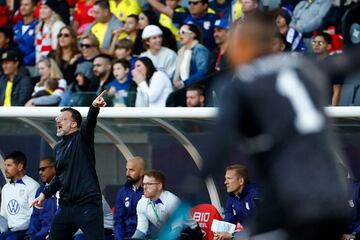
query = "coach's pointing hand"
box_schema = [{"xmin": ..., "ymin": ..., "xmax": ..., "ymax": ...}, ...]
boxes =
[
  {"xmin": 31, "ymin": 192, "xmax": 45, "ymax": 209},
  {"xmin": 92, "ymin": 90, "xmax": 107, "ymax": 108}
]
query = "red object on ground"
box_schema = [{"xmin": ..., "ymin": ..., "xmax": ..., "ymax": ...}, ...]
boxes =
[{"xmin": 191, "ymin": 204, "xmax": 223, "ymax": 240}]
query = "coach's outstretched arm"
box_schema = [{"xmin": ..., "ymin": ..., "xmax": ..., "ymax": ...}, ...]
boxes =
[{"xmin": 80, "ymin": 90, "xmax": 107, "ymax": 144}]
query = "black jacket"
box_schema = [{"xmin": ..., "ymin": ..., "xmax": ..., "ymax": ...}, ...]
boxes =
[
  {"xmin": 0, "ymin": 66, "xmax": 33, "ymax": 106},
  {"xmin": 43, "ymin": 106, "xmax": 102, "ymax": 205}
]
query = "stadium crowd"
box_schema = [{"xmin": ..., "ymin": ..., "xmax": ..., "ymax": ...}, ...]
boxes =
[{"xmin": 0, "ymin": 0, "xmax": 358, "ymax": 107}]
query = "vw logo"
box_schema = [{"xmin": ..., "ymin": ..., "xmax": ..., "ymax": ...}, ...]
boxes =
[{"xmin": 7, "ymin": 199, "xmax": 20, "ymax": 215}]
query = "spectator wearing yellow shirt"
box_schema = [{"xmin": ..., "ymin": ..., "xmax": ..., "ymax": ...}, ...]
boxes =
[
  {"xmin": 0, "ymin": 50, "xmax": 33, "ymax": 106},
  {"xmin": 159, "ymin": 0, "xmax": 186, "ymax": 41},
  {"xmin": 84, "ymin": 0, "xmax": 123, "ymax": 52},
  {"xmin": 231, "ymin": 0, "xmax": 243, "ymax": 20},
  {"xmin": 118, "ymin": 14, "xmax": 139, "ymax": 42},
  {"xmin": 109, "ymin": 0, "xmax": 141, "ymax": 22}
]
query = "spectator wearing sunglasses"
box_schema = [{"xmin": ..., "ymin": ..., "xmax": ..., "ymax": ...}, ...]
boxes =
[
  {"xmin": 49, "ymin": 26, "xmax": 81, "ymax": 85},
  {"xmin": 173, "ymin": 24, "xmax": 209, "ymax": 89},
  {"xmin": 147, "ymin": 0, "xmax": 217, "ymax": 51},
  {"xmin": 27, "ymin": 157, "xmax": 57, "ymax": 240},
  {"xmin": 77, "ymin": 34, "xmax": 101, "ymax": 64},
  {"xmin": 312, "ymin": 32, "xmax": 343, "ymax": 106}
]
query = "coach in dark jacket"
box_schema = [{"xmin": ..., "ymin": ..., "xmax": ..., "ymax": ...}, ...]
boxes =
[
  {"xmin": 32, "ymin": 91, "xmax": 107, "ymax": 240},
  {"xmin": 0, "ymin": 50, "xmax": 33, "ymax": 106}
]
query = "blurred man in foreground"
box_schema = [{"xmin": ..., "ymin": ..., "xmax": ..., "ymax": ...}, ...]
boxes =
[{"xmin": 203, "ymin": 14, "xmax": 352, "ymax": 240}]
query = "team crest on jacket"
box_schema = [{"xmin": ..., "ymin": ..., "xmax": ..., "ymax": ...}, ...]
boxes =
[
  {"xmin": 19, "ymin": 189, "xmax": 25, "ymax": 197},
  {"xmin": 232, "ymin": 205, "xmax": 236, "ymax": 216}
]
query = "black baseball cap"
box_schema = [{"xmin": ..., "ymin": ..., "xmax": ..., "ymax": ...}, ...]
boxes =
[{"xmin": 1, "ymin": 50, "xmax": 21, "ymax": 62}]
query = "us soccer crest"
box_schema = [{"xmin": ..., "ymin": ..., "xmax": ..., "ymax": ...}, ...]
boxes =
[
  {"xmin": 125, "ymin": 197, "xmax": 130, "ymax": 207},
  {"xmin": 19, "ymin": 189, "xmax": 25, "ymax": 197}
]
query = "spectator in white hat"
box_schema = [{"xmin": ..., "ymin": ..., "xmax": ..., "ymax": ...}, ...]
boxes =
[{"xmin": 140, "ymin": 25, "xmax": 177, "ymax": 80}]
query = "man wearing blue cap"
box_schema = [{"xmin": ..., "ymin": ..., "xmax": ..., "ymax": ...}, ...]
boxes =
[{"xmin": 208, "ymin": 18, "xmax": 229, "ymax": 74}]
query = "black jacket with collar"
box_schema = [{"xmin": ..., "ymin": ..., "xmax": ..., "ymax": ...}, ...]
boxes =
[{"xmin": 43, "ymin": 106, "xmax": 102, "ymax": 206}]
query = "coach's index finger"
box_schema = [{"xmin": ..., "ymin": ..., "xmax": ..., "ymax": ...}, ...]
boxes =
[{"xmin": 98, "ymin": 90, "xmax": 106, "ymax": 99}]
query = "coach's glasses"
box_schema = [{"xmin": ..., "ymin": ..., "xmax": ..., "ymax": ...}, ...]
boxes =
[{"xmin": 55, "ymin": 116, "xmax": 69, "ymax": 122}]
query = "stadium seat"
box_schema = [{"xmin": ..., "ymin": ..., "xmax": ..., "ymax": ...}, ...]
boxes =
[
  {"xmin": 190, "ymin": 204, "xmax": 223, "ymax": 240},
  {"xmin": 339, "ymin": 73, "xmax": 360, "ymax": 106}
]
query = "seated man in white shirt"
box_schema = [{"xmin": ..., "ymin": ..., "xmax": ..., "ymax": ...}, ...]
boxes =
[
  {"xmin": 0, "ymin": 151, "xmax": 40, "ymax": 240},
  {"xmin": 132, "ymin": 170, "xmax": 202, "ymax": 240}
]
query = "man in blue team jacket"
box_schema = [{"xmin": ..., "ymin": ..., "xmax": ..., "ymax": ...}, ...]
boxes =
[
  {"xmin": 13, "ymin": 0, "xmax": 38, "ymax": 69},
  {"xmin": 27, "ymin": 157, "xmax": 57, "ymax": 240},
  {"xmin": 214, "ymin": 164, "xmax": 261, "ymax": 240},
  {"xmin": 114, "ymin": 156, "xmax": 146, "ymax": 240}
]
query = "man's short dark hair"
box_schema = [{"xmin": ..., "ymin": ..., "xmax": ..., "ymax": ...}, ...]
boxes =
[
  {"xmin": 144, "ymin": 170, "xmax": 166, "ymax": 189},
  {"xmin": 94, "ymin": 0, "xmax": 110, "ymax": 10},
  {"xmin": 226, "ymin": 164, "xmax": 248, "ymax": 182},
  {"xmin": 113, "ymin": 58, "xmax": 130, "ymax": 70},
  {"xmin": 316, "ymin": 32, "xmax": 332, "ymax": 45},
  {"xmin": 5, "ymin": 151, "xmax": 27, "ymax": 169},
  {"xmin": 60, "ymin": 108, "xmax": 82, "ymax": 128},
  {"xmin": 40, "ymin": 156, "xmax": 56, "ymax": 166},
  {"xmin": 127, "ymin": 14, "xmax": 139, "ymax": 22},
  {"xmin": 187, "ymin": 84, "xmax": 205, "ymax": 96},
  {"xmin": 94, "ymin": 53, "xmax": 113, "ymax": 64}
]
